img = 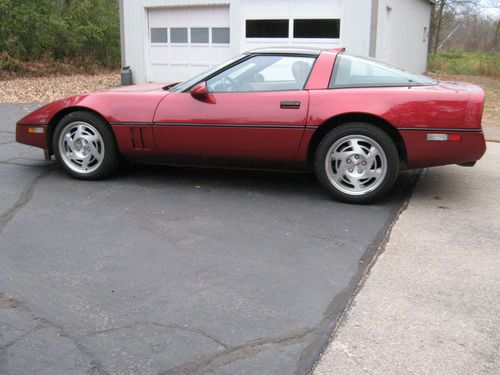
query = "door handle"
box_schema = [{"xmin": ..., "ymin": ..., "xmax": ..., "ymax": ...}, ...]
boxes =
[{"xmin": 280, "ymin": 101, "xmax": 301, "ymax": 109}]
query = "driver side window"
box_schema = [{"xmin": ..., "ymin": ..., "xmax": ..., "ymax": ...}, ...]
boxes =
[{"xmin": 207, "ymin": 55, "xmax": 315, "ymax": 93}]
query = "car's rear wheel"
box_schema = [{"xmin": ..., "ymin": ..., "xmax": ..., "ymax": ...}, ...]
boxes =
[
  {"xmin": 53, "ymin": 111, "xmax": 119, "ymax": 180},
  {"xmin": 314, "ymin": 123, "xmax": 399, "ymax": 204}
]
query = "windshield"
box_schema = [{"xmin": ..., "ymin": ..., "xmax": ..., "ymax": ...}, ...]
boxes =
[
  {"xmin": 168, "ymin": 54, "xmax": 247, "ymax": 92},
  {"xmin": 330, "ymin": 54, "xmax": 438, "ymax": 88}
]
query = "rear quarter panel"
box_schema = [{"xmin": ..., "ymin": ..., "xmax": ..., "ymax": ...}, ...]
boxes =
[{"xmin": 301, "ymin": 84, "xmax": 485, "ymax": 168}]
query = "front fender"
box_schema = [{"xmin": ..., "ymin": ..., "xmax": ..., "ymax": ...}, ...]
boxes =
[{"xmin": 16, "ymin": 91, "xmax": 168, "ymax": 150}]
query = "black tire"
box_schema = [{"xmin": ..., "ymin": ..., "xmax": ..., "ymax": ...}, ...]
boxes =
[
  {"xmin": 52, "ymin": 111, "xmax": 120, "ymax": 180},
  {"xmin": 314, "ymin": 123, "xmax": 400, "ymax": 204}
]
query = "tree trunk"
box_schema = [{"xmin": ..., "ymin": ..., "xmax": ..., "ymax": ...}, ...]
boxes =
[
  {"xmin": 428, "ymin": 5, "xmax": 435, "ymax": 54},
  {"xmin": 494, "ymin": 18, "xmax": 500, "ymax": 51},
  {"xmin": 433, "ymin": 0, "xmax": 447, "ymax": 54}
]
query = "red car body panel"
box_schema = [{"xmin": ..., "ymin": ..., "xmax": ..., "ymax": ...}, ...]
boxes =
[
  {"xmin": 151, "ymin": 90, "xmax": 309, "ymax": 165},
  {"xmin": 304, "ymin": 50, "xmax": 338, "ymax": 90},
  {"xmin": 16, "ymin": 49, "xmax": 486, "ymax": 171}
]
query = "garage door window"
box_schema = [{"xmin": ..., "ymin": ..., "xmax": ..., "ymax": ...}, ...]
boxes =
[
  {"xmin": 294, "ymin": 19, "xmax": 340, "ymax": 39},
  {"xmin": 212, "ymin": 27, "xmax": 230, "ymax": 44},
  {"xmin": 171, "ymin": 28, "xmax": 188, "ymax": 43},
  {"xmin": 191, "ymin": 28, "xmax": 209, "ymax": 43},
  {"xmin": 246, "ymin": 20, "xmax": 289, "ymax": 38},
  {"xmin": 151, "ymin": 28, "xmax": 168, "ymax": 43}
]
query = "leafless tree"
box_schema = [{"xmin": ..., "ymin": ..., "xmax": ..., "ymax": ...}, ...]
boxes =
[{"xmin": 430, "ymin": 0, "xmax": 500, "ymax": 52}]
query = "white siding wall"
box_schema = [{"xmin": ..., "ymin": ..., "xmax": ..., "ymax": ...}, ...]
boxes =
[
  {"xmin": 121, "ymin": 0, "xmax": 431, "ymax": 83},
  {"xmin": 341, "ymin": 0, "xmax": 372, "ymax": 57},
  {"xmin": 375, "ymin": 0, "xmax": 431, "ymax": 72}
]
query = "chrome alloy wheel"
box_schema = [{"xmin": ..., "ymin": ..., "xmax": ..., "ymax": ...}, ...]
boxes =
[
  {"xmin": 58, "ymin": 121, "xmax": 104, "ymax": 174},
  {"xmin": 325, "ymin": 135, "xmax": 388, "ymax": 196}
]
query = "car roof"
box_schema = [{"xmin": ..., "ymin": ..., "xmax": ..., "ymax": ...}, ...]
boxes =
[{"xmin": 246, "ymin": 46, "xmax": 343, "ymax": 57}]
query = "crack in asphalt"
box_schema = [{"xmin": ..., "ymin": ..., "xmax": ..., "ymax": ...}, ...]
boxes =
[
  {"xmin": 0, "ymin": 141, "xmax": 15, "ymax": 146},
  {"xmin": 0, "ymin": 322, "xmax": 46, "ymax": 351},
  {"xmin": 0, "ymin": 159, "xmax": 53, "ymax": 167},
  {"xmin": 0, "ymin": 295, "xmax": 109, "ymax": 375},
  {"xmin": 151, "ymin": 322, "xmax": 230, "ymax": 350},
  {"xmin": 0, "ymin": 322, "xmax": 47, "ymax": 371},
  {"xmin": 82, "ymin": 321, "xmax": 229, "ymax": 350},
  {"xmin": 300, "ymin": 170, "xmax": 424, "ymax": 375},
  {"xmin": 0, "ymin": 293, "xmax": 229, "ymax": 374},
  {"xmin": 160, "ymin": 327, "xmax": 316, "ymax": 375},
  {"xmin": 0, "ymin": 130, "xmax": 14, "ymax": 135},
  {"xmin": 0, "ymin": 166, "xmax": 52, "ymax": 234},
  {"xmin": 159, "ymin": 172, "xmax": 423, "ymax": 375},
  {"xmin": 0, "ymin": 122, "xmax": 421, "ymax": 374}
]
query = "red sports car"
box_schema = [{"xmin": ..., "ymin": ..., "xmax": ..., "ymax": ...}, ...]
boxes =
[{"xmin": 16, "ymin": 47, "xmax": 486, "ymax": 203}]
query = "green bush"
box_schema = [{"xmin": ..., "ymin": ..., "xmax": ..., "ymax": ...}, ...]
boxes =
[
  {"xmin": 0, "ymin": 51, "xmax": 20, "ymax": 72},
  {"xmin": 0, "ymin": 0, "xmax": 120, "ymax": 71},
  {"xmin": 429, "ymin": 50, "xmax": 500, "ymax": 77}
]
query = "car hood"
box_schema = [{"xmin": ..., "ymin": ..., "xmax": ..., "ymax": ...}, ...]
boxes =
[
  {"xmin": 107, "ymin": 81, "xmax": 180, "ymax": 93},
  {"xmin": 438, "ymin": 80, "xmax": 483, "ymax": 93}
]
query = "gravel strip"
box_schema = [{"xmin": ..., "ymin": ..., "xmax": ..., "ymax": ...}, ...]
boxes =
[{"xmin": 0, "ymin": 73, "xmax": 120, "ymax": 103}]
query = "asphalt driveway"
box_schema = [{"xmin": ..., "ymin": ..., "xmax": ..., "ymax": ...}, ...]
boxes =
[{"xmin": 0, "ymin": 104, "xmax": 413, "ymax": 375}]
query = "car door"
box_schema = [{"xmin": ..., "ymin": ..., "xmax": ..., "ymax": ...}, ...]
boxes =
[{"xmin": 153, "ymin": 54, "xmax": 315, "ymax": 166}]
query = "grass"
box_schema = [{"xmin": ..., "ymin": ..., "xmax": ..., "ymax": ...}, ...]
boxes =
[{"xmin": 429, "ymin": 50, "xmax": 500, "ymax": 78}]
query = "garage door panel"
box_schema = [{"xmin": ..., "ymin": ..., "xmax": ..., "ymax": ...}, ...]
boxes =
[
  {"xmin": 149, "ymin": 46, "xmax": 169, "ymax": 64},
  {"xmin": 188, "ymin": 46, "xmax": 212, "ymax": 62},
  {"xmin": 169, "ymin": 46, "xmax": 190, "ymax": 61},
  {"xmin": 166, "ymin": 8, "xmax": 190, "ymax": 26},
  {"xmin": 189, "ymin": 64, "xmax": 211, "ymax": 77},
  {"xmin": 209, "ymin": 5, "xmax": 231, "ymax": 24},
  {"xmin": 148, "ymin": 8, "xmax": 169, "ymax": 27},
  {"xmin": 147, "ymin": 5, "xmax": 231, "ymax": 82},
  {"xmin": 167, "ymin": 65, "xmax": 184, "ymax": 80},
  {"xmin": 189, "ymin": 6, "xmax": 212, "ymax": 24},
  {"xmin": 210, "ymin": 47, "xmax": 232, "ymax": 62},
  {"xmin": 149, "ymin": 65, "xmax": 170, "ymax": 82}
]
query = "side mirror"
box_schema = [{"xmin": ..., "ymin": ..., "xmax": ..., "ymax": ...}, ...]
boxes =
[{"xmin": 190, "ymin": 82, "xmax": 208, "ymax": 100}]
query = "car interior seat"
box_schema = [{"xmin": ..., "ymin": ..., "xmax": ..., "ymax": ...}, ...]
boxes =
[{"xmin": 292, "ymin": 61, "xmax": 311, "ymax": 88}]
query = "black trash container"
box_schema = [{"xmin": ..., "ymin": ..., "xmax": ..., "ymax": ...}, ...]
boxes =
[{"xmin": 121, "ymin": 66, "xmax": 133, "ymax": 86}]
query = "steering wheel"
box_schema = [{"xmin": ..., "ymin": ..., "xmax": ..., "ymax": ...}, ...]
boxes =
[{"xmin": 221, "ymin": 76, "xmax": 240, "ymax": 92}]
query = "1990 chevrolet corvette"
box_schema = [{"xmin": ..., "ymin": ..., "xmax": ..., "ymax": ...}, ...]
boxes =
[{"xmin": 17, "ymin": 47, "xmax": 486, "ymax": 203}]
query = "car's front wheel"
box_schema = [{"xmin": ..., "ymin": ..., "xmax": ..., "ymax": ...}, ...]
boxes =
[
  {"xmin": 53, "ymin": 111, "xmax": 120, "ymax": 180},
  {"xmin": 314, "ymin": 123, "xmax": 400, "ymax": 204}
]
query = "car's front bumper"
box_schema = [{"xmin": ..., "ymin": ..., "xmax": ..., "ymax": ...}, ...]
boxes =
[{"xmin": 16, "ymin": 123, "xmax": 49, "ymax": 149}]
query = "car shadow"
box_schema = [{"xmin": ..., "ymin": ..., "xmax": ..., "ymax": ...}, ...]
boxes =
[{"xmin": 103, "ymin": 162, "xmax": 416, "ymax": 206}]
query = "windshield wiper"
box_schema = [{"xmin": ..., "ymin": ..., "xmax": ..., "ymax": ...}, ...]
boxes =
[{"xmin": 163, "ymin": 82, "xmax": 182, "ymax": 91}]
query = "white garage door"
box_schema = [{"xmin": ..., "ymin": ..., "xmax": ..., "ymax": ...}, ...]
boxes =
[{"xmin": 147, "ymin": 6, "xmax": 232, "ymax": 83}]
